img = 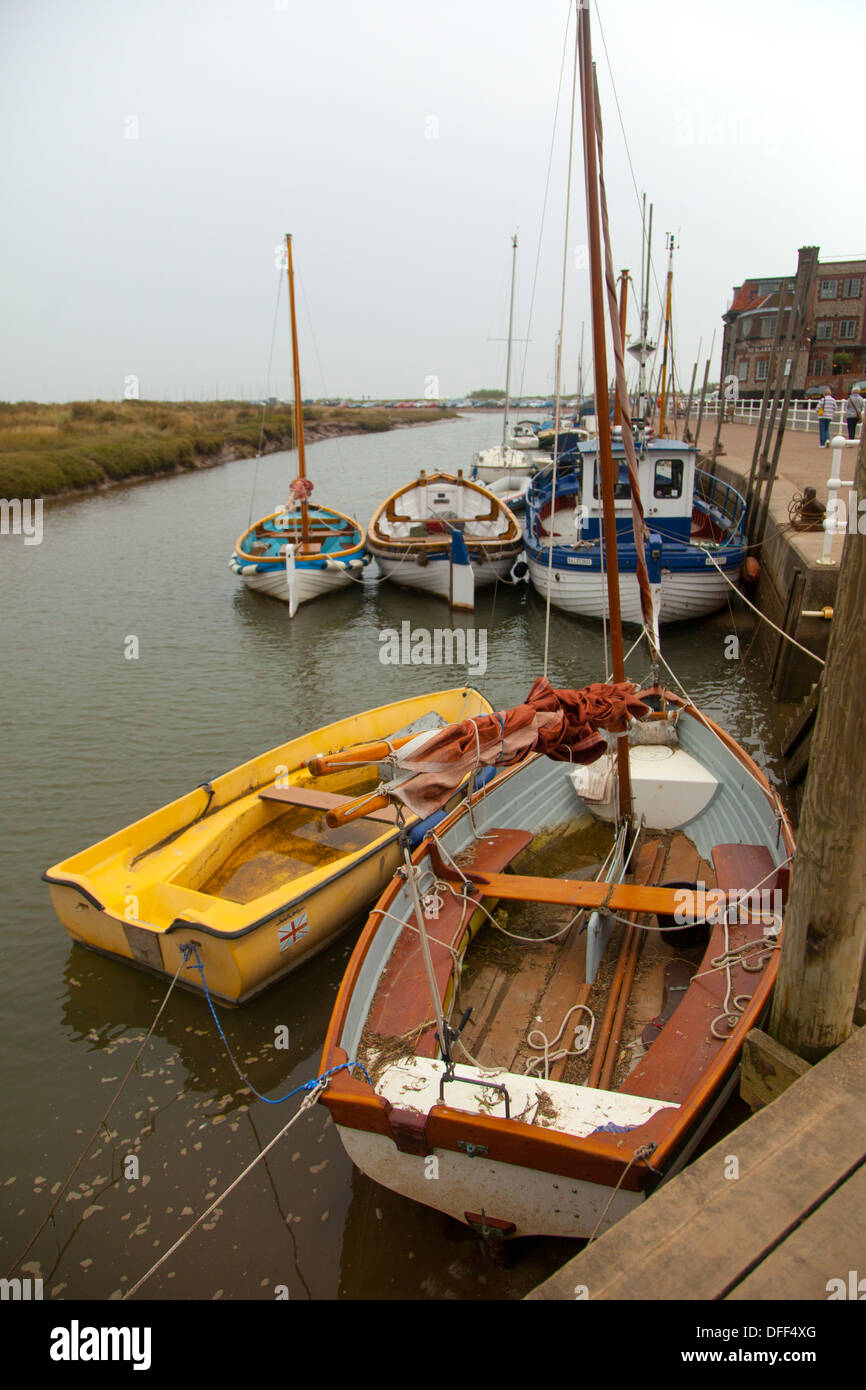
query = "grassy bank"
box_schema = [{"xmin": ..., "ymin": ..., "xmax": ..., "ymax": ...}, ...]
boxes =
[{"xmin": 0, "ymin": 400, "xmax": 457, "ymax": 501}]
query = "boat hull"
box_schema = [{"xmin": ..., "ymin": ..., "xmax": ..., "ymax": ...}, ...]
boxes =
[
  {"xmin": 45, "ymin": 688, "xmax": 491, "ymax": 1005},
  {"xmin": 526, "ymin": 553, "xmax": 742, "ymax": 623},
  {"xmin": 370, "ymin": 547, "xmax": 521, "ymax": 601},
  {"xmin": 239, "ymin": 561, "xmax": 358, "ymax": 607},
  {"xmin": 338, "ymin": 1124, "xmax": 642, "ymax": 1239}
]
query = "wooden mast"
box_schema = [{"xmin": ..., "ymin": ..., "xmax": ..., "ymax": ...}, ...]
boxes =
[
  {"xmin": 577, "ymin": 4, "xmax": 631, "ymax": 822},
  {"xmin": 285, "ymin": 232, "xmax": 310, "ymax": 549}
]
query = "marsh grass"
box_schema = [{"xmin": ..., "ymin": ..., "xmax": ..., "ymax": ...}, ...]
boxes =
[{"xmin": 0, "ymin": 400, "xmax": 455, "ymax": 499}]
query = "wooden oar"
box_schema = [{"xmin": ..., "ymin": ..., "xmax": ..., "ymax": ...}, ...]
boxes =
[
  {"xmin": 325, "ymin": 793, "xmax": 396, "ymax": 829},
  {"xmin": 307, "ymin": 735, "xmax": 417, "ymax": 777}
]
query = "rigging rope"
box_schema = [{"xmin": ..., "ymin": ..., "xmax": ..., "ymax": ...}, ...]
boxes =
[
  {"xmin": 5, "ymin": 954, "xmax": 189, "ymax": 1279},
  {"xmin": 121, "ymin": 1060, "xmax": 367, "ymax": 1300}
]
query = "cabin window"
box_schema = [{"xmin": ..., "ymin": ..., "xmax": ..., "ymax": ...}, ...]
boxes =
[
  {"xmin": 653, "ymin": 459, "xmax": 684, "ymax": 499},
  {"xmin": 593, "ymin": 461, "xmax": 630, "ymax": 502}
]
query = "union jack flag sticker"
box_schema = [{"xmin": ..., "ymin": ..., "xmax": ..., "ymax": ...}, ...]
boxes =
[{"xmin": 278, "ymin": 911, "xmax": 309, "ymax": 952}]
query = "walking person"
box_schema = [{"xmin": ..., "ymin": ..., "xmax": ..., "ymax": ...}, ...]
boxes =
[
  {"xmin": 817, "ymin": 386, "xmax": 837, "ymax": 447},
  {"xmin": 845, "ymin": 386, "xmax": 865, "ymax": 440}
]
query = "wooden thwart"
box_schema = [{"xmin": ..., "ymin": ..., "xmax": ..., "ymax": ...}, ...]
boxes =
[{"xmin": 259, "ymin": 784, "xmax": 398, "ymax": 825}]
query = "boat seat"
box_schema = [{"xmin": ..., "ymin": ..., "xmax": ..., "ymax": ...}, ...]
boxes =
[
  {"xmin": 711, "ymin": 843, "xmax": 789, "ymax": 903},
  {"xmin": 366, "ymin": 828, "xmax": 533, "ymax": 1056},
  {"xmin": 259, "ymin": 784, "xmax": 398, "ymax": 825}
]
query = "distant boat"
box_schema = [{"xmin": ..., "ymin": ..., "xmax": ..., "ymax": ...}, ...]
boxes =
[
  {"xmin": 44, "ymin": 688, "xmax": 493, "ymax": 1006},
  {"xmin": 368, "ymin": 469, "xmax": 523, "ymax": 610},
  {"xmin": 230, "ymin": 234, "xmax": 369, "ymax": 615},
  {"xmin": 525, "ymin": 433, "xmax": 746, "ymax": 623},
  {"xmin": 509, "ymin": 420, "xmax": 541, "ymax": 449}
]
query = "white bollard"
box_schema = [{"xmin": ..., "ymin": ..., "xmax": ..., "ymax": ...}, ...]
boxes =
[{"xmin": 819, "ymin": 435, "xmax": 858, "ymax": 565}]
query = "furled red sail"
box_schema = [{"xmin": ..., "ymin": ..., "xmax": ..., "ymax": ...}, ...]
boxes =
[{"xmin": 388, "ymin": 678, "xmax": 649, "ymax": 817}]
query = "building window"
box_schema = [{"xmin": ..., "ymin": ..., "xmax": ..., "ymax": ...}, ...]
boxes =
[
  {"xmin": 816, "ymin": 321, "xmax": 833, "ymax": 340},
  {"xmin": 811, "ymin": 356, "xmax": 825, "ymax": 376},
  {"xmin": 760, "ymin": 317, "xmax": 775, "ymax": 337},
  {"xmin": 758, "ymin": 280, "xmax": 780, "ymax": 295},
  {"xmin": 842, "ymin": 278, "xmax": 862, "ymax": 298},
  {"xmin": 756, "ymin": 360, "xmax": 769, "ymax": 381},
  {"xmin": 653, "ymin": 459, "xmax": 684, "ymax": 499},
  {"xmin": 819, "ymin": 280, "xmax": 838, "ymax": 299},
  {"xmin": 838, "ymin": 319, "xmax": 858, "ymax": 340},
  {"xmin": 737, "ymin": 361, "xmax": 748, "ymax": 381}
]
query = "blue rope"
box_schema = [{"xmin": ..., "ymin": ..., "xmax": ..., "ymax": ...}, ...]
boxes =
[{"xmin": 181, "ymin": 943, "xmax": 370, "ymax": 1103}]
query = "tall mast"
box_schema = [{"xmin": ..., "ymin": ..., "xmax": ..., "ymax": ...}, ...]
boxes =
[
  {"xmin": 613, "ymin": 271, "xmax": 629, "ymax": 427},
  {"xmin": 638, "ymin": 201, "xmax": 653, "ymax": 438},
  {"xmin": 577, "ymin": 320, "xmax": 585, "ymax": 408},
  {"xmin": 286, "ymin": 232, "xmax": 310, "ymax": 548},
  {"xmin": 502, "ymin": 232, "xmax": 518, "ymax": 448},
  {"xmin": 658, "ymin": 233, "xmax": 674, "ymax": 438},
  {"xmin": 577, "ymin": 3, "xmax": 631, "ymax": 821}
]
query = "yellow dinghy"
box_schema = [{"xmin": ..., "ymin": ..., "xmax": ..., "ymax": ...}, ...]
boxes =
[{"xmin": 44, "ymin": 688, "xmax": 491, "ymax": 1005}]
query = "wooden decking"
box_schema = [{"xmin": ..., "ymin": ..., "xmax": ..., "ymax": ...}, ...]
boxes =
[{"xmin": 526, "ymin": 1023, "xmax": 866, "ymax": 1300}]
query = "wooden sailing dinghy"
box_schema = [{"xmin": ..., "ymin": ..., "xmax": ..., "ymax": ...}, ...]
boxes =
[
  {"xmin": 230, "ymin": 234, "xmax": 369, "ymax": 614},
  {"xmin": 44, "ymin": 688, "xmax": 492, "ymax": 1006},
  {"xmin": 316, "ymin": 683, "xmax": 793, "ymax": 1242},
  {"xmin": 314, "ymin": 3, "xmax": 795, "ymax": 1248},
  {"xmin": 367, "ymin": 470, "xmax": 523, "ymax": 610}
]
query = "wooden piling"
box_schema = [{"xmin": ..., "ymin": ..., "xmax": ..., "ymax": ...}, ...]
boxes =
[{"xmin": 769, "ymin": 429, "xmax": 866, "ymax": 1061}]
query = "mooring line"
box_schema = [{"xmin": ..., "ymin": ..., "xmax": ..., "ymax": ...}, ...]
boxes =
[
  {"xmin": 5, "ymin": 953, "xmax": 191, "ymax": 1279},
  {"xmin": 122, "ymin": 1058, "xmax": 367, "ymax": 1299}
]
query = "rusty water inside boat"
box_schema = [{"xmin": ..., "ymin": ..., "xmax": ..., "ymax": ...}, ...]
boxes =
[{"xmin": 202, "ymin": 769, "xmax": 385, "ymax": 903}]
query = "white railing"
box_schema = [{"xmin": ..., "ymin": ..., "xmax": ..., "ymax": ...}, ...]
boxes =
[{"xmin": 687, "ymin": 395, "xmax": 861, "ymax": 438}]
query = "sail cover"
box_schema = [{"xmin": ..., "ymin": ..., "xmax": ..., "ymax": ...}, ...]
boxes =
[{"xmin": 384, "ymin": 677, "xmax": 649, "ymax": 817}]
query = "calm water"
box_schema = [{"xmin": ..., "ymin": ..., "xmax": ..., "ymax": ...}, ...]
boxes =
[{"xmin": 0, "ymin": 413, "xmax": 794, "ymax": 1300}]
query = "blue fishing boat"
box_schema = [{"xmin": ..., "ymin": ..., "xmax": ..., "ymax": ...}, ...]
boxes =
[{"xmin": 525, "ymin": 431, "xmax": 746, "ymax": 623}]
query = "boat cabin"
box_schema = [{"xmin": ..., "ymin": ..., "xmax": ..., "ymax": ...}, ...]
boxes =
[{"xmin": 529, "ymin": 436, "xmax": 697, "ymax": 545}]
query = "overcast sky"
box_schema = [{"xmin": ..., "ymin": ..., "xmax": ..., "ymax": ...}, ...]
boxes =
[{"xmin": 2, "ymin": 0, "xmax": 864, "ymax": 403}]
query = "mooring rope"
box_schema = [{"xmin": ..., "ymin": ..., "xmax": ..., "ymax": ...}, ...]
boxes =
[
  {"xmin": 122, "ymin": 1059, "xmax": 367, "ymax": 1301},
  {"xmin": 182, "ymin": 943, "xmax": 370, "ymax": 1105},
  {"xmin": 5, "ymin": 952, "xmax": 190, "ymax": 1278}
]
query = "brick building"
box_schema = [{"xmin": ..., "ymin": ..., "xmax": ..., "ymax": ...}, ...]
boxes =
[{"xmin": 720, "ymin": 247, "xmax": 866, "ymax": 399}]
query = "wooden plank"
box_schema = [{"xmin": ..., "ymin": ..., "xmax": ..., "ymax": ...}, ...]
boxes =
[
  {"xmin": 259, "ymin": 784, "xmax": 398, "ymax": 825},
  {"xmin": 366, "ymin": 829, "xmax": 534, "ymax": 1051},
  {"xmin": 526, "ymin": 1024, "xmax": 866, "ymax": 1300},
  {"xmin": 429, "ymin": 860, "xmax": 703, "ymax": 918},
  {"xmin": 727, "ymin": 1162, "xmax": 866, "ymax": 1301},
  {"xmin": 740, "ymin": 1027, "xmax": 811, "ymax": 1112}
]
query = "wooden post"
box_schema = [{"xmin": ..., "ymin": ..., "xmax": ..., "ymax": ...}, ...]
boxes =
[
  {"xmin": 753, "ymin": 251, "xmax": 819, "ymax": 547},
  {"xmin": 682, "ymin": 360, "xmax": 697, "ymax": 442},
  {"xmin": 693, "ymin": 357, "xmax": 711, "ymax": 450},
  {"xmin": 745, "ymin": 286, "xmax": 788, "ymax": 521},
  {"xmin": 769, "ymin": 429, "xmax": 866, "ymax": 1061}
]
